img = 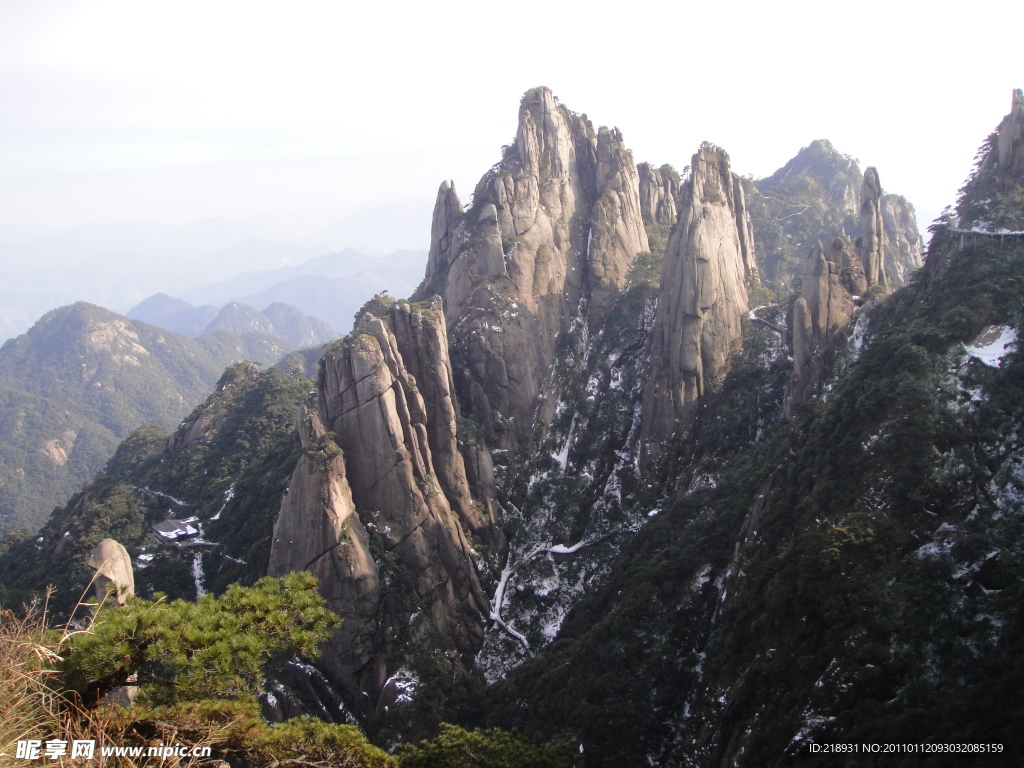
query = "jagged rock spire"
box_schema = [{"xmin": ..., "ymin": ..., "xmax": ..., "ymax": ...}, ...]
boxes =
[
  {"xmin": 319, "ymin": 300, "xmax": 490, "ymax": 652},
  {"xmin": 956, "ymin": 88, "xmax": 1024, "ymax": 234},
  {"xmin": 996, "ymin": 88, "xmax": 1024, "ymax": 189},
  {"xmin": 590, "ymin": 126, "xmax": 649, "ymax": 324},
  {"xmin": 640, "ymin": 144, "xmax": 752, "ymax": 479},
  {"xmin": 268, "ymin": 406, "xmax": 382, "ymax": 717},
  {"xmin": 858, "ymin": 167, "xmax": 888, "ymax": 290},
  {"xmin": 412, "ymin": 86, "xmax": 649, "ymax": 453},
  {"xmin": 271, "ymin": 298, "xmax": 495, "ymax": 720},
  {"xmin": 421, "ymin": 180, "xmax": 463, "ymax": 297}
]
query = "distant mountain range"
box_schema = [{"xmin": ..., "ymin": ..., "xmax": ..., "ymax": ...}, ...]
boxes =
[
  {"xmin": 0, "ymin": 235, "xmax": 427, "ymax": 342},
  {"xmin": 128, "ymin": 295, "xmax": 338, "ymax": 347},
  {"xmin": 176, "ymin": 249, "xmax": 426, "ymax": 335},
  {"xmin": 0, "ymin": 241, "xmax": 427, "ymax": 532},
  {"xmin": 0, "ymin": 302, "xmax": 304, "ymax": 532},
  {"xmin": 125, "ymin": 249, "xmax": 425, "ymax": 339}
]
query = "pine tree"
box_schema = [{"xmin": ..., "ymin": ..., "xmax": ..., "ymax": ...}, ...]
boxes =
[{"xmin": 59, "ymin": 571, "xmax": 338, "ymax": 707}]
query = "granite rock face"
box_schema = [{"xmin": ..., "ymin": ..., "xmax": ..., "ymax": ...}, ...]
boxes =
[
  {"xmin": 380, "ymin": 296, "xmax": 502, "ymax": 548},
  {"xmin": 413, "ymin": 87, "xmax": 649, "ymax": 453},
  {"xmin": 882, "ymin": 195, "xmax": 924, "ymax": 287},
  {"xmin": 268, "ymin": 407, "xmax": 382, "ymax": 715},
  {"xmin": 420, "ymin": 181, "xmax": 464, "ymax": 297},
  {"xmin": 994, "ymin": 88, "xmax": 1024, "ymax": 193},
  {"xmin": 271, "ymin": 298, "xmax": 495, "ymax": 718},
  {"xmin": 640, "ymin": 144, "xmax": 755, "ymax": 479},
  {"xmin": 748, "ymin": 140, "xmax": 923, "ymax": 289},
  {"xmin": 957, "ymin": 88, "xmax": 1024, "ymax": 232},
  {"xmin": 831, "ymin": 234, "xmax": 867, "ymax": 296},
  {"xmin": 857, "ymin": 167, "xmax": 888, "ymax": 291},
  {"xmin": 319, "ymin": 300, "xmax": 490, "ymax": 651}
]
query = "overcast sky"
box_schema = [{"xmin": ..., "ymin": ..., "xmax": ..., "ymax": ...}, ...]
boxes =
[{"xmin": 0, "ymin": 0, "xmax": 1018, "ymax": 248}]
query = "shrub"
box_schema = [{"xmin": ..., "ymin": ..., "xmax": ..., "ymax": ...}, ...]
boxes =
[{"xmin": 396, "ymin": 723, "xmax": 577, "ymax": 768}]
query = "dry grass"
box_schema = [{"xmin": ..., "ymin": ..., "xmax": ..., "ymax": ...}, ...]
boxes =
[
  {"xmin": 0, "ymin": 592, "xmax": 216, "ymax": 768},
  {"xmin": 0, "ymin": 603, "xmax": 58, "ymax": 765}
]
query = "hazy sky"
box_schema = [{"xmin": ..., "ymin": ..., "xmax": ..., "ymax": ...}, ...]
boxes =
[{"xmin": 0, "ymin": 0, "xmax": 1018, "ymax": 247}]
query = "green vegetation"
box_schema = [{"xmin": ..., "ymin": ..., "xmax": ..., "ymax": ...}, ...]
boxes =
[
  {"xmin": 62, "ymin": 572, "xmax": 337, "ymax": 707},
  {"xmin": 1, "ymin": 575, "xmax": 396, "ymax": 767},
  {"xmin": 278, "ymin": 343, "xmax": 328, "ymax": 378},
  {"xmin": 0, "ymin": 362, "xmax": 312, "ymax": 616},
  {"xmin": 3, "ymin": 575, "xmax": 574, "ymax": 767},
  {"xmin": 0, "ymin": 302, "xmax": 302, "ymax": 534},
  {"xmin": 0, "ymin": 385, "xmax": 121, "ymax": 532},
  {"xmin": 957, "ymin": 130, "xmax": 1024, "ymax": 231},
  {"xmin": 745, "ymin": 141, "xmax": 861, "ymax": 294},
  {"xmin": 397, "ymin": 724, "xmax": 576, "ymax": 768}
]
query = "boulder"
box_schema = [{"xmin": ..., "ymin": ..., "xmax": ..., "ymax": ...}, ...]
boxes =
[{"xmin": 86, "ymin": 538, "xmax": 134, "ymax": 605}]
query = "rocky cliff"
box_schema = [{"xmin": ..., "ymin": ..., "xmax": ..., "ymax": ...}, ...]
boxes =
[
  {"xmin": 271, "ymin": 296, "xmax": 496, "ymax": 720},
  {"xmin": 268, "ymin": 406, "xmax": 381, "ymax": 717},
  {"xmin": 9, "ymin": 84, "xmax": 1004, "ymax": 764},
  {"xmin": 776, "ymin": 163, "xmax": 927, "ymax": 418},
  {"xmin": 640, "ymin": 143, "xmax": 755, "ymax": 479},
  {"xmin": 472, "ymin": 92, "xmax": 1024, "ymax": 765},
  {"xmin": 777, "ymin": 165, "xmax": 905, "ymax": 418},
  {"xmin": 857, "ymin": 167, "xmax": 888, "ymax": 290},
  {"xmin": 413, "ymin": 86, "xmax": 649, "ymax": 454},
  {"xmin": 882, "ymin": 193, "xmax": 924, "ymax": 286},
  {"xmin": 996, "ymin": 88, "xmax": 1024, "ymax": 190}
]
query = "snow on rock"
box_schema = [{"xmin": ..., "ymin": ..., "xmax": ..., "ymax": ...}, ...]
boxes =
[
  {"xmin": 548, "ymin": 541, "xmax": 587, "ymax": 554},
  {"xmin": 849, "ymin": 310, "xmax": 871, "ymax": 360},
  {"xmin": 141, "ymin": 486, "xmax": 188, "ymax": 506},
  {"xmin": 965, "ymin": 325, "xmax": 1017, "ymax": 367},
  {"xmin": 380, "ymin": 668, "xmax": 421, "ymax": 709},
  {"xmin": 210, "ymin": 482, "xmax": 235, "ymax": 521}
]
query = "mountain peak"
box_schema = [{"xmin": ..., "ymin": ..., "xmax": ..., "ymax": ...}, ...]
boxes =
[{"xmin": 957, "ymin": 87, "xmax": 1024, "ymax": 231}]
